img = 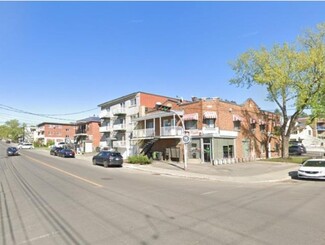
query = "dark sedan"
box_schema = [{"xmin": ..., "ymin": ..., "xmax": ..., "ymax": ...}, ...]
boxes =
[
  {"xmin": 50, "ymin": 146, "xmax": 63, "ymax": 156},
  {"xmin": 7, "ymin": 147, "xmax": 19, "ymax": 156},
  {"xmin": 289, "ymin": 145, "xmax": 303, "ymax": 155},
  {"xmin": 92, "ymin": 151, "xmax": 123, "ymax": 167},
  {"xmin": 58, "ymin": 149, "xmax": 75, "ymax": 158}
]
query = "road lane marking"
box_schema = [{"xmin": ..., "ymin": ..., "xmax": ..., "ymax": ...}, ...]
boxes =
[
  {"xmin": 24, "ymin": 155, "xmax": 103, "ymax": 188},
  {"xmin": 19, "ymin": 231, "xmax": 59, "ymax": 244}
]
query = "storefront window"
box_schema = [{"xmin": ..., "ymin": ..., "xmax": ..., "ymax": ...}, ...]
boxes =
[{"xmin": 189, "ymin": 140, "xmax": 201, "ymax": 159}]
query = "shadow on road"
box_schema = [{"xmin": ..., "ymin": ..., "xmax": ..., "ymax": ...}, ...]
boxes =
[{"xmin": 288, "ymin": 171, "xmax": 298, "ymax": 180}]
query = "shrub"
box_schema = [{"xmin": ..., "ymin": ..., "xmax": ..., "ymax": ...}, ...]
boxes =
[{"xmin": 127, "ymin": 155, "xmax": 152, "ymax": 165}]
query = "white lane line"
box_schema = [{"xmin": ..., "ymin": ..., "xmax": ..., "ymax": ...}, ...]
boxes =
[{"xmin": 24, "ymin": 155, "xmax": 103, "ymax": 188}]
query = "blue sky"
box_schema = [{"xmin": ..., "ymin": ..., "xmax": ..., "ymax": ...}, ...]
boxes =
[{"xmin": 1, "ymin": 2, "xmax": 324, "ymax": 126}]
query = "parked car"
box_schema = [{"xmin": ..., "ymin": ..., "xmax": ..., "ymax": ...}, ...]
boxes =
[
  {"xmin": 289, "ymin": 145, "xmax": 303, "ymax": 155},
  {"xmin": 50, "ymin": 146, "xmax": 63, "ymax": 156},
  {"xmin": 57, "ymin": 148, "xmax": 75, "ymax": 158},
  {"xmin": 7, "ymin": 147, "xmax": 19, "ymax": 156},
  {"xmin": 92, "ymin": 151, "xmax": 123, "ymax": 167},
  {"xmin": 298, "ymin": 159, "xmax": 325, "ymax": 179},
  {"xmin": 18, "ymin": 142, "xmax": 34, "ymax": 149}
]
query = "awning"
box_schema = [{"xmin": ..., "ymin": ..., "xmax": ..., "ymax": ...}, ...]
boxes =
[
  {"xmin": 232, "ymin": 114, "xmax": 243, "ymax": 121},
  {"xmin": 203, "ymin": 111, "xmax": 217, "ymax": 119},
  {"xmin": 259, "ymin": 119, "xmax": 266, "ymax": 125},
  {"xmin": 183, "ymin": 113, "xmax": 199, "ymax": 121},
  {"xmin": 250, "ymin": 118, "xmax": 257, "ymax": 124}
]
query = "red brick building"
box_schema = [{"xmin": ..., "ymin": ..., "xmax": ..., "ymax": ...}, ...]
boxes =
[
  {"xmin": 36, "ymin": 122, "xmax": 76, "ymax": 145},
  {"xmin": 132, "ymin": 97, "xmax": 281, "ymax": 164},
  {"xmin": 74, "ymin": 116, "xmax": 101, "ymax": 153}
]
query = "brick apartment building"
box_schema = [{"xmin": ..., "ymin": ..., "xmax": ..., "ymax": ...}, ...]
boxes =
[
  {"xmin": 132, "ymin": 96, "xmax": 281, "ymax": 164},
  {"xmin": 98, "ymin": 91, "xmax": 173, "ymax": 158},
  {"xmin": 35, "ymin": 122, "xmax": 76, "ymax": 145},
  {"xmin": 74, "ymin": 116, "xmax": 101, "ymax": 153}
]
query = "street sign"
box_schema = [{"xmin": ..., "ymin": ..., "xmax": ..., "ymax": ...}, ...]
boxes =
[{"xmin": 182, "ymin": 135, "xmax": 191, "ymax": 144}]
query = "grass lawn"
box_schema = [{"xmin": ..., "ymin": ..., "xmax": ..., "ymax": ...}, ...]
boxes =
[{"xmin": 261, "ymin": 156, "xmax": 311, "ymax": 164}]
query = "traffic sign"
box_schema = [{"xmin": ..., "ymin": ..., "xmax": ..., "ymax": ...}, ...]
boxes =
[{"xmin": 182, "ymin": 135, "xmax": 191, "ymax": 144}]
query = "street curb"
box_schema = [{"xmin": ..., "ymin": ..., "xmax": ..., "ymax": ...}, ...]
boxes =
[{"xmin": 123, "ymin": 164, "xmax": 294, "ymax": 184}]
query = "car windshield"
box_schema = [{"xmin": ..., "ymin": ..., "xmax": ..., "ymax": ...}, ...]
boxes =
[
  {"xmin": 110, "ymin": 152, "xmax": 122, "ymax": 157},
  {"xmin": 303, "ymin": 160, "xmax": 325, "ymax": 167}
]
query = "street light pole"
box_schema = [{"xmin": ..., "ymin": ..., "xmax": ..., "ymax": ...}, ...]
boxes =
[
  {"xmin": 170, "ymin": 109, "xmax": 188, "ymax": 170},
  {"xmin": 155, "ymin": 102, "xmax": 188, "ymax": 170}
]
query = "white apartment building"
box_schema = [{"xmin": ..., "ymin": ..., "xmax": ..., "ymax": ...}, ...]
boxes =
[{"xmin": 98, "ymin": 92, "xmax": 171, "ymax": 158}]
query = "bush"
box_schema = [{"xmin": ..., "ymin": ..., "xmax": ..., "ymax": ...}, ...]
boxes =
[{"xmin": 127, "ymin": 155, "xmax": 152, "ymax": 165}]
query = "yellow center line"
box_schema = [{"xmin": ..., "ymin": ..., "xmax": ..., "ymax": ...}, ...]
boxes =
[{"xmin": 24, "ymin": 155, "xmax": 103, "ymax": 188}]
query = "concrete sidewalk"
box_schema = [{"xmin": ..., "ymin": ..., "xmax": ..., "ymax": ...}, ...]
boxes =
[{"xmin": 75, "ymin": 152, "xmax": 298, "ymax": 183}]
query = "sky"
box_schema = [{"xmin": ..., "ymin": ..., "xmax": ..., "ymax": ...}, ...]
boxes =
[{"xmin": 1, "ymin": 1, "xmax": 325, "ymax": 126}]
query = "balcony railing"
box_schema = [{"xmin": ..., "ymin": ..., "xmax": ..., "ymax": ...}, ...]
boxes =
[
  {"xmin": 75, "ymin": 129, "xmax": 87, "ymax": 134},
  {"xmin": 99, "ymin": 126, "xmax": 112, "ymax": 132},
  {"xmin": 113, "ymin": 123, "xmax": 126, "ymax": 131},
  {"xmin": 317, "ymin": 126, "xmax": 325, "ymax": 131},
  {"xmin": 99, "ymin": 110, "xmax": 112, "ymax": 118},
  {"xmin": 113, "ymin": 140, "xmax": 126, "ymax": 148},
  {"xmin": 133, "ymin": 128, "xmax": 155, "ymax": 138},
  {"xmin": 112, "ymin": 108, "xmax": 126, "ymax": 115},
  {"xmin": 161, "ymin": 126, "xmax": 183, "ymax": 136}
]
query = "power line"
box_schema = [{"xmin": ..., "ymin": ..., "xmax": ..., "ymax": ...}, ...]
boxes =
[{"xmin": 0, "ymin": 104, "xmax": 98, "ymax": 122}]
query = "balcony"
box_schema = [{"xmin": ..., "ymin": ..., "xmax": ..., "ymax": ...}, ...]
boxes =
[
  {"xmin": 99, "ymin": 125, "xmax": 112, "ymax": 132},
  {"xmin": 113, "ymin": 140, "xmax": 126, "ymax": 148},
  {"xmin": 113, "ymin": 123, "xmax": 126, "ymax": 131},
  {"xmin": 112, "ymin": 108, "xmax": 126, "ymax": 115},
  {"xmin": 133, "ymin": 128, "xmax": 155, "ymax": 138},
  {"xmin": 37, "ymin": 127, "xmax": 44, "ymax": 132},
  {"xmin": 99, "ymin": 110, "xmax": 112, "ymax": 118},
  {"xmin": 317, "ymin": 126, "xmax": 325, "ymax": 131},
  {"xmin": 161, "ymin": 126, "xmax": 183, "ymax": 137},
  {"xmin": 75, "ymin": 129, "xmax": 87, "ymax": 135}
]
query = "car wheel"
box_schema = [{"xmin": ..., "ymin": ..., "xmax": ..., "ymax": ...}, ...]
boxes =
[
  {"xmin": 104, "ymin": 161, "xmax": 109, "ymax": 168},
  {"xmin": 92, "ymin": 159, "xmax": 96, "ymax": 165}
]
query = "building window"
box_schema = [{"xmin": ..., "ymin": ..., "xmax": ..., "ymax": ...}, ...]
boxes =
[
  {"xmin": 204, "ymin": 118, "xmax": 215, "ymax": 128},
  {"xmin": 259, "ymin": 124, "xmax": 266, "ymax": 132},
  {"xmin": 130, "ymin": 98, "xmax": 137, "ymax": 106},
  {"xmin": 223, "ymin": 145, "xmax": 234, "ymax": 158},
  {"xmin": 185, "ymin": 120, "xmax": 197, "ymax": 130},
  {"xmin": 234, "ymin": 121, "xmax": 241, "ymax": 131}
]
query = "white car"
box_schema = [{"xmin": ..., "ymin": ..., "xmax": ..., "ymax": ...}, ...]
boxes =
[
  {"xmin": 18, "ymin": 143, "xmax": 34, "ymax": 149},
  {"xmin": 298, "ymin": 159, "xmax": 325, "ymax": 180}
]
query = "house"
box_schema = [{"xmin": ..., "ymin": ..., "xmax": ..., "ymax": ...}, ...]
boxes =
[
  {"xmin": 132, "ymin": 96, "xmax": 281, "ymax": 164},
  {"xmin": 290, "ymin": 117, "xmax": 325, "ymax": 151},
  {"xmin": 35, "ymin": 122, "xmax": 76, "ymax": 146},
  {"xmin": 98, "ymin": 92, "xmax": 173, "ymax": 158},
  {"xmin": 74, "ymin": 116, "xmax": 101, "ymax": 153}
]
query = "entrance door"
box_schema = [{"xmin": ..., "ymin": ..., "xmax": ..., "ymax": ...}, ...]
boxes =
[
  {"xmin": 203, "ymin": 138, "xmax": 211, "ymax": 163},
  {"xmin": 242, "ymin": 139, "xmax": 250, "ymax": 158}
]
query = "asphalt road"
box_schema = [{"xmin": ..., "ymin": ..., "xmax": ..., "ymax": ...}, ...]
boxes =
[{"xmin": 1, "ymin": 142, "xmax": 325, "ymax": 245}]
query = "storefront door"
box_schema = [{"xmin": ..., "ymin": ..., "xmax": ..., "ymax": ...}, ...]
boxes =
[{"xmin": 203, "ymin": 138, "xmax": 211, "ymax": 163}]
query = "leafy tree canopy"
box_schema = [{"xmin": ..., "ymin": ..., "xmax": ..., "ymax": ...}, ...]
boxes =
[{"xmin": 229, "ymin": 23, "xmax": 325, "ymax": 157}]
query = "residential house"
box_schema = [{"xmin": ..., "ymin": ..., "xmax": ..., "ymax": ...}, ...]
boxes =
[
  {"xmin": 290, "ymin": 117, "xmax": 325, "ymax": 150},
  {"xmin": 98, "ymin": 92, "xmax": 172, "ymax": 158},
  {"xmin": 74, "ymin": 116, "xmax": 101, "ymax": 153},
  {"xmin": 133, "ymin": 97, "xmax": 281, "ymax": 164},
  {"xmin": 35, "ymin": 122, "xmax": 76, "ymax": 145}
]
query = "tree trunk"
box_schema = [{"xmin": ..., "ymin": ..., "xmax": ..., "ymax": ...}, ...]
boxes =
[{"xmin": 282, "ymin": 134, "xmax": 290, "ymax": 158}]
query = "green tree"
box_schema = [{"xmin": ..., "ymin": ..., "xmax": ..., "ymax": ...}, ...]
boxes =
[
  {"xmin": 229, "ymin": 23, "xmax": 325, "ymax": 158},
  {"xmin": 0, "ymin": 120, "xmax": 25, "ymax": 142}
]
